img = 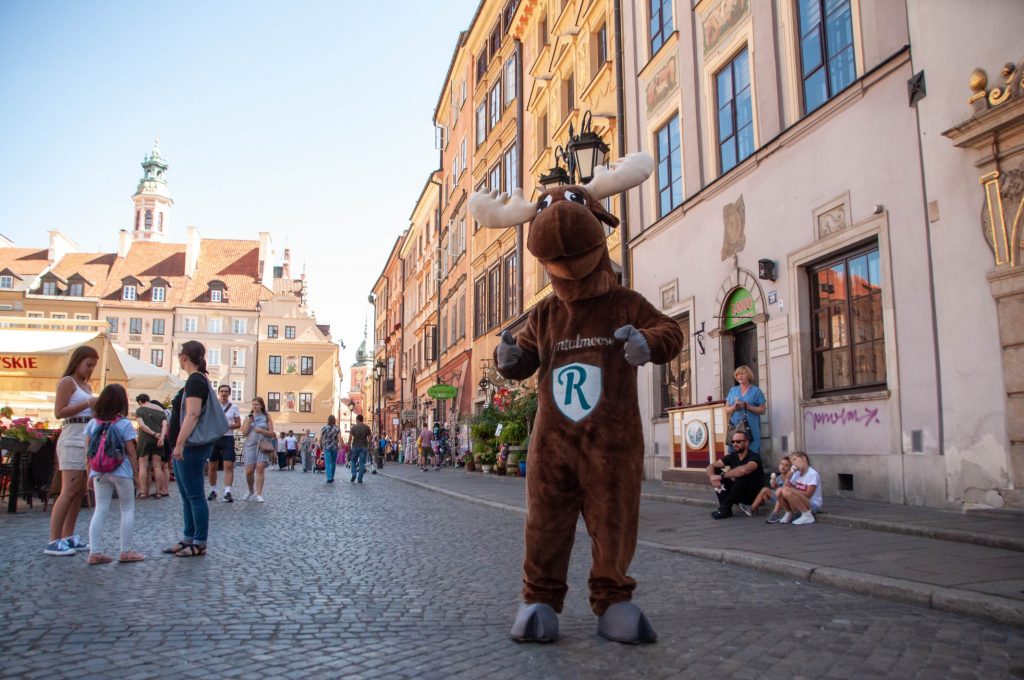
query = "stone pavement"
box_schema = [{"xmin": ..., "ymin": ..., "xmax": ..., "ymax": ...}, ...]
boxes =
[
  {"xmin": 0, "ymin": 466, "xmax": 1022, "ymax": 679},
  {"xmin": 381, "ymin": 463, "xmax": 1024, "ymax": 628}
]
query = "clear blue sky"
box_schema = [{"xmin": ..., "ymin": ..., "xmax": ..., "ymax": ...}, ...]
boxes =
[{"xmin": 0, "ymin": 0, "xmax": 478, "ymax": 373}]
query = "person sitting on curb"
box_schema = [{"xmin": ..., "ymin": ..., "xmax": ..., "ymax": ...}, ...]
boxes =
[
  {"xmin": 706, "ymin": 430, "xmax": 764, "ymax": 519},
  {"xmin": 752, "ymin": 456, "xmax": 792, "ymax": 516},
  {"xmin": 771, "ymin": 451, "xmax": 822, "ymax": 525}
]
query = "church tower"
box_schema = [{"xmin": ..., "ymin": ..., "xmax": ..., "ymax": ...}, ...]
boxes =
[{"xmin": 131, "ymin": 138, "xmax": 173, "ymax": 242}]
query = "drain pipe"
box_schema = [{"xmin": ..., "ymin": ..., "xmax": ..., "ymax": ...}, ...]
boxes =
[{"xmin": 613, "ymin": 0, "xmax": 631, "ymax": 288}]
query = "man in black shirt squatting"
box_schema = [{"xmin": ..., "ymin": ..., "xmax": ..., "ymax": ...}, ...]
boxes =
[{"xmin": 706, "ymin": 430, "xmax": 764, "ymax": 519}]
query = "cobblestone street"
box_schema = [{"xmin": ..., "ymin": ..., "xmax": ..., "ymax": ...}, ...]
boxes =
[{"xmin": 2, "ymin": 469, "xmax": 1023, "ymax": 679}]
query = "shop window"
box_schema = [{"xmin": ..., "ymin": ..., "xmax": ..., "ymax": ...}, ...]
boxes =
[
  {"xmin": 658, "ymin": 315, "xmax": 692, "ymax": 416},
  {"xmin": 797, "ymin": 0, "xmax": 856, "ymax": 114},
  {"xmin": 809, "ymin": 243, "xmax": 886, "ymax": 394},
  {"xmin": 716, "ymin": 48, "xmax": 754, "ymax": 174}
]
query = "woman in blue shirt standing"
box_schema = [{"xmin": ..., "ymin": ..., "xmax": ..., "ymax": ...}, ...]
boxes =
[{"xmin": 725, "ymin": 365, "xmax": 767, "ymax": 454}]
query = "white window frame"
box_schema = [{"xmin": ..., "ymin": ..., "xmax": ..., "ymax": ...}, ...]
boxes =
[
  {"xmin": 42, "ymin": 281, "xmax": 57, "ymax": 296},
  {"xmin": 152, "ymin": 318, "xmax": 166, "ymax": 336},
  {"xmin": 208, "ymin": 317, "xmax": 223, "ymax": 333},
  {"xmin": 232, "ymin": 318, "xmax": 247, "ymax": 334},
  {"xmin": 123, "ymin": 285, "xmax": 136, "ymax": 301},
  {"xmin": 0, "ymin": 275, "xmax": 12, "ymax": 289},
  {"xmin": 68, "ymin": 282, "xmax": 84, "ymax": 297},
  {"xmin": 207, "ymin": 348, "xmax": 221, "ymax": 366},
  {"xmin": 210, "ymin": 289, "xmax": 223, "ymax": 303},
  {"xmin": 231, "ymin": 380, "xmax": 244, "ymax": 403},
  {"xmin": 183, "ymin": 316, "xmax": 198, "ymax": 333},
  {"xmin": 152, "ymin": 286, "xmax": 165, "ymax": 302},
  {"xmin": 231, "ymin": 348, "xmax": 246, "ymax": 368},
  {"xmin": 74, "ymin": 313, "xmax": 90, "ymax": 331}
]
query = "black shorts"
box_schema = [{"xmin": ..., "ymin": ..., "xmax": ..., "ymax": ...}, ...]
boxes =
[{"xmin": 209, "ymin": 436, "xmax": 236, "ymax": 463}]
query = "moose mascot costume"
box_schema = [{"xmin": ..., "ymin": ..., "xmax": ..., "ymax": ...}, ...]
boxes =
[{"xmin": 469, "ymin": 153, "xmax": 684, "ymax": 644}]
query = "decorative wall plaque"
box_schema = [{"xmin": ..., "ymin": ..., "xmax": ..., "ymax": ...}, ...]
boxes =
[
  {"xmin": 702, "ymin": 0, "xmax": 750, "ymax": 54},
  {"xmin": 646, "ymin": 55, "xmax": 678, "ymax": 113},
  {"xmin": 721, "ymin": 194, "xmax": 746, "ymax": 260}
]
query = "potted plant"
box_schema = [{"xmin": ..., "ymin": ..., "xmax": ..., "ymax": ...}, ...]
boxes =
[
  {"xmin": 464, "ymin": 453, "xmax": 476, "ymax": 472},
  {"xmin": 0, "ymin": 407, "xmax": 48, "ymax": 453},
  {"xmin": 477, "ymin": 449, "xmax": 496, "ymax": 473}
]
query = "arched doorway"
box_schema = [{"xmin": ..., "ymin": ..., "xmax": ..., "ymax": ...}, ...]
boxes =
[{"xmin": 721, "ymin": 286, "xmax": 759, "ymax": 387}]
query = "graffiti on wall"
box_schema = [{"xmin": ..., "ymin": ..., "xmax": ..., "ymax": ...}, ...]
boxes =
[{"xmin": 804, "ymin": 406, "xmax": 882, "ymax": 431}]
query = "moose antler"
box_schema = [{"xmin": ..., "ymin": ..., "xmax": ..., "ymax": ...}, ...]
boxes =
[
  {"xmin": 582, "ymin": 152, "xmax": 654, "ymax": 202},
  {"xmin": 468, "ymin": 188, "xmax": 537, "ymax": 228}
]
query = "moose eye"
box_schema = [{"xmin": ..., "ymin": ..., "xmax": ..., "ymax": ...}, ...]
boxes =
[
  {"xmin": 537, "ymin": 195, "xmax": 553, "ymax": 212},
  {"xmin": 564, "ymin": 190, "xmax": 586, "ymax": 205}
]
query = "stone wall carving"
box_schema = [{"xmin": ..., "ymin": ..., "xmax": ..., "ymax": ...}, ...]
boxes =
[{"xmin": 721, "ymin": 195, "xmax": 746, "ymax": 260}]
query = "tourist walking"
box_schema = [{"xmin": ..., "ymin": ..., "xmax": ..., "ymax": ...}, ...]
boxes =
[
  {"xmin": 207, "ymin": 384, "xmax": 241, "ymax": 503},
  {"xmin": 300, "ymin": 430, "xmax": 314, "ymax": 472},
  {"xmin": 285, "ymin": 431, "xmax": 298, "ymax": 470},
  {"xmin": 134, "ymin": 394, "xmax": 169, "ymax": 498},
  {"xmin": 417, "ymin": 423, "xmax": 432, "ymax": 472},
  {"xmin": 348, "ymin": 415, "xmax": 372, "ymax": 483},
  {"xmin": 241, "ymin": 397, "xmax": 275, "ymax": 502},
  {"xmin": 162, "ymin": 341, "xmax": 220, "ymax": 558},
  {"xmin": 276, "ymin": 432, "xmax": 288, "ymax": 471},
  {"xmin": 85, "ymin": 383, "xmax": 144, "ymax": 565},
  {"xmin": 46, "ymin": 345, "xmax": 99, "ymax": 556},
  {"xmin": 319, "ymin": 416, "xmax": 340, "ymax": 483}
]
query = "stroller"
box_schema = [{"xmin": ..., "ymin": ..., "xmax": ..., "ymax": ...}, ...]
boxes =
[{"xmin": 313, "ymin": 447, "xmax": 325, "ymax": 474}]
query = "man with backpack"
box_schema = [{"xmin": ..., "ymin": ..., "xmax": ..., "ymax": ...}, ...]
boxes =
[{"xmin": 207, "ymin": 384, "xmax": 241, "ymax": 503}]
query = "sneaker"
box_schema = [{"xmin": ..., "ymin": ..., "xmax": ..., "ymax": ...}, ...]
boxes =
[
  {"xmin": 44, "ymin": 539, "xmax": 75, "ymax": 556},
  {"xmin": 255, "ymin": 495, "xmax": 265, "ymax": 503},
  {"xmin": 792, "ymin": 513, "xmax": 816, "ymax": 525},
  {"xmin": 765, "ymin": 511, "xmax": 783, "ymax": 524},
  {"xmin": 67, "ymin": 535, "xmax": 88, "ymax": 550},
  {"xmin": 224, "ymin": 492, "xmax": 234, "ymax": 503},
  {"xmin": 326, "ymin": 479, "xmax": 334, "ymax": 484},
  {"xmin": 779, "ymin": 512, "xmax": 794, "ymax": 524},
  {"xmin": 207, "ymin": 490, "xmax": 217, "ymax": 501},
  {"xmin": 357, "ymin": 479, "xmax": 363, "ymax": 484},
  {"xmin": 710, "ymin": 509, "xmax": 732, "ymax": 520},
  {"xmin": 351, "ymin": 475, "xmax": 355, "ymax": 483},
  {"xmin": 739, "ymin": 504, "xmax": 753, "ymax": 517}
]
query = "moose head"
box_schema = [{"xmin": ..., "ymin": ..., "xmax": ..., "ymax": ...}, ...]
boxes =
[{"xmin": 468, "ymin": 153, "xmax": 654, "ymax": 282}]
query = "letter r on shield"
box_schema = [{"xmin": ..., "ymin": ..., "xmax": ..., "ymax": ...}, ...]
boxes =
[{"xmin": 553, "ymin": 362, "xmax": 602, "ymax": 422}]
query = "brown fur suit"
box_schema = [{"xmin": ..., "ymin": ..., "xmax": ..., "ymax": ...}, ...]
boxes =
[{"xmin": 471, "ymin": 164, "xmax": 684, "ymax": 641}]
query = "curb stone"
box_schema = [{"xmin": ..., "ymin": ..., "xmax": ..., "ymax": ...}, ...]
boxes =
[{"xmin": 384, "ymin": 471, "xmax": 1024, "ymax": 629}]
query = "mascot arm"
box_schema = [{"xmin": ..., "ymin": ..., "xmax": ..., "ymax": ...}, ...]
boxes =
[
  {"xmin": 494, "ymin": 320, "xmax": 540, "ymax": 381},
  {"xmin": 632, "ymin": 296, "xmax": 686, "ymax": 364}
]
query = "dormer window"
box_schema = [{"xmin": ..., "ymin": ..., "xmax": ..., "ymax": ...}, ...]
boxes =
[
  {"xmin": 211, "ymin": 289, "xmax": 223, "ymax": 303},
  {"xmin": 68, "ymin": 282, "xmax": 84, "ymax": 297},
  {"xmin": 123, "ymin": 285, "xmax": 136, "ymax": 301},
  {"xmin": 0, "ymin": 275, "xmax": 13, "ymax": 289},
  {"xmin": 42, "ymin": 281, "xmax": 58, "ymax": 296},
  {"xmin": 152, "ymin": 286, "xmax": 165, "ymax": 302}
]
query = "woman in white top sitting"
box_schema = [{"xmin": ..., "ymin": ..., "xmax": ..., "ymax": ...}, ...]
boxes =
[{"xmin": 46, "ymin": 346, "xmax": 100, "ymax": 556}]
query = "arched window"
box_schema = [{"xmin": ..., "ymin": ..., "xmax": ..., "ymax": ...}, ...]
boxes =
[
  {"xmin": 135, "ymin": 210, "xmax": 140, "ymax": 229},
  {"xmin": 158, "ymin": 212, "xmax": 164, "ymax": 231},
  {"xmin": 144, "ymin": 209, "xmax": 153, "ymax": 229}
]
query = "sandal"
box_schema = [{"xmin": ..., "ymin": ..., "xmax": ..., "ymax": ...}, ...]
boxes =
[
  {"xmin": 162, "ymin": 541, "xmax": 190, "ymax": 554},
  {"xmin": 174, "ymin": 544, "xmax": 206, "ymax": 558},
  {"xmin": 119, "ymin": 551, "xmax": 145, "ymax": 563},
  {"xmin": 87, "ymin": 553, "xmax": 113, "ymax": 565},
  {"xmin": 136, "ymin": 493, "xmax": 148, "ymax": 499}
]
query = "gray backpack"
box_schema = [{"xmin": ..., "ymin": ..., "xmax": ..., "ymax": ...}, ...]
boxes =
[{"xmin": 179, "ymin": 378, "xmax": 230, "ymax": 446}]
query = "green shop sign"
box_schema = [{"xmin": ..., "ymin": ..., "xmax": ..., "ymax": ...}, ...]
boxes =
[
  {"xmin": 427, "ymin": 383, "xmax": 458, "ymax": 400},
  {"xmin": 723, "ymin": 288, "xmax": 756, "ymax": 330}
]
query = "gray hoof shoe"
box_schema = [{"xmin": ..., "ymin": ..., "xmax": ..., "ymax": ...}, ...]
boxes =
[
  {"xmin": 510, "ymin": 603, "xmax": 559, "ymax": 642},
  {"xmin": 597, "ymin": 602, "xmax": 658, "ymax": 644}
]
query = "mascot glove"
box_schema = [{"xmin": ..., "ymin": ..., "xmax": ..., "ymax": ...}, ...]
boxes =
[
  {"xmin": 613, "ymin": 324, "xmax": 652, "ymax": 366},
  {"xmin": 496, "ymin": 330, "xmax": 523, "ymax": 371}
]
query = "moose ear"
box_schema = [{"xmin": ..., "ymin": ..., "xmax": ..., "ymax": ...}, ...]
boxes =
[{"xmin": 590, "ymin": 200, "xmax": 620, "ymax": 228}]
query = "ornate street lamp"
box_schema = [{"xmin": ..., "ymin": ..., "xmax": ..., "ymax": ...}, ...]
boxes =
[{"xmin": 538, "ymin": 111, "xmax": 610, "ymax": 187}]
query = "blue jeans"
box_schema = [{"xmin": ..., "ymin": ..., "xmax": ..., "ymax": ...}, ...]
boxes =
[
  {"xmin": 350, "ymin": 447, "xmax": 367, "ymax": 482},
  {"xmin": 324, "ymin": 447, "xmax": 338, "ymax": 481},
  {"xmin": 173, "ymin": 443, "xmax": 214, "ymax": 545}
]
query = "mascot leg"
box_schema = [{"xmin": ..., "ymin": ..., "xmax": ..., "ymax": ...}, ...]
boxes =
[{"xmin": 581, "ymin": 453, "xmax": 656, "ymax": 643}]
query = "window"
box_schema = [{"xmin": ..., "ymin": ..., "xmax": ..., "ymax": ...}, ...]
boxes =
[
  {"xmin": 299, "ymin": 393, "xmax": 312, "ymax": 413},
  {"xmin": 123, "ymin": 285, "xmax": 136, "ymax": 301},
  {"xmin": 489, "ymin": 22, "xmax": 501, "ymax": 58},
  {"xmin": 502, "ymin": 0, "xmax": 517, "ymax": 33},
  {"xmin": 210, "ymin": 289, "xmax": 223, "ymax": 303},
  {"xmin": 268, "ymin": 392, "xmax": 281, "ymax": 412},
  {"xmin": 440, "ymin": 304, "xmax": 449, "ymax": 350},
  {"xmin": 503, "ymin": 252, "xmax": 518, "ymax": 320},
  {"xmin": 74, "ymin": 313, "xmax": 91, "ymax": 331},
  {"xmin": 504, "ymin": 145, "xmax": 518, "ymax": 192},
  {"xmin": 134, "ymin": 210, "xmax": 140, "ymax": 230},
  {"xmin": 158, "ymin": 212, "xmax": 164, "ymax": 231},
  {"xmin": 232, "ymin": 319, "xmax": 247, "ymax": 334},
  {"xmin": 810, "ymin": 244, "xmax": 886, "ymax": 394},
  {"xmin": 208, "ymin": 317, "xmax": 223, "ymax": 333},
  {"xmin": 474, "ymin": 275, "xmax": 487, "ymax": 337},
  {"xmin": 562, "ymin": 74, "xmax": 575, "ymax": 119},
  {"xmin": 151, "ymin": 348, "xmax": 164, "ymax": 368},
  {"xmin": 152, "ymin": 286, "xmax": 165, "ymax": 302},
  {"xmin": 536, "ymin": 108, "xmax": 549, "ymax": 161},
  {"xmin": 457, "ymin": 292, "xmax": 466, "ymax": 341},
  {"xmin": 231, "ymin": 380, "xmax": 243, "ymax": 403},
  {"xmin": 285, "ymin": 325, "xmax": 296, "ymax": 339},
  {"xmin": 476, "ymin": 101, "xmax": 487, "ymax": 145},
  {"xmin": 716, "ymin": 49, "xmax": 754, "ymax": 174},
  {"xmin": 231, "ymin": 348, "xmax": 246, "ymax": 368},
  {"xmin": 0, "ymin": 275, "xmax": 11, "ymax": 289},
  {"xmin": 659, "ymin": 315, "xmax": 692, "ymax": 416},
  {"xmin": 152, "ymin": 318, "xmax": 165, "ymax": 336},
  {"xmin": 489, "ymin": 163, "xmax": 502, "ymax": 193},
  {"xmin": 267, "ymin": 325, "xmax": 278, "ymax": 338},
  {"xmin": 504, "ymin": 54, "xmax": 517, "ymax": 106},
  {"xmin": 107, "ymin": 317, "xmax": 118, "ymax": 334},
  {"xmin": 489, "ymin": 82, "xmax": 502, "ymax": 129},
  {"xmin": 656, "ymin": 116, "xmax": 683, "ymax": 218},
  {"xmin": 301, "ymin": 356, "xmax": 314, "ymax": 375},
  {"xmin": 144, "ymin": 210, "xmax": 153, "ymax": 229},
  {"xmin": 129, "ymin": 317, "xmax": 143, "ymax": 334},
  {"xmin": 538, "ymin": 13, "xmax": 548, "ymax": 48},
  {"xmin": 487, "ymin": 265, "xmax": 502, "ymax": 330},
  {"xmin": 68, "ymin": 282, "xmax": 84, "ymax": 297},
  {"xmin": 797, "ymin": 0, "xmax": 855, "ymax": 114},
  {"xmin": 477, "ymin": 52, "xmax": 487, "ymax": 83},
  {"xmin": 208, "ymin": 348, "xmax": 221, "ymax": 366},
  {"xmin": 649, "ymin": 0, "xmax": 673, "ymax": 55},
  {"xmin": 460, "ymin": 138, "xmax": 467, "ymax": 182},
  {"xmin": 269, "ymin": 355, "xmax": 282, "ymax": 374},
  {"xmin": 41, "ymin": 281, "xmax": 57, "ymax": 296},
  {"xmin": 128, "ymin": 348, "xmax": 141, "ymax": 360},
  {"xmin": 595, "ymin": 23, "xmax": 608, "ymax": 70}
]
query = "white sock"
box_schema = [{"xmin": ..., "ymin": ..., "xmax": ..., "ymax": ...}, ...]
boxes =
[{"xmin": 224, "ymin": 486, "xmax": 231, "ymax": 494}]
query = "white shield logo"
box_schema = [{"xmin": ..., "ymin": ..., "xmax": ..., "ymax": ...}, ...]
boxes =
[{"xmin": 552, "ymin": 362, "xmax": 602, "ymax": 422}]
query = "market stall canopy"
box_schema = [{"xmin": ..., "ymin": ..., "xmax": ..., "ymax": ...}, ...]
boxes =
[
  {"xmin": 113, "ymin": 344, "xmax": 183, "ymax": 401},
  {"xmin": 0, "ymin": 328, "xmax": 127, "ymax": 393}
]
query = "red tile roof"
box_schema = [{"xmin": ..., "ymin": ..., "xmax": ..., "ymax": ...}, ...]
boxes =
[{"xmin": 179, "ymin": 239, "xmax": 267, "ymax": 309}]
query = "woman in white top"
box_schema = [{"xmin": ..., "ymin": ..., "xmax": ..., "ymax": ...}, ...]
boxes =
[{"xmin": 46, "ymin": 345, "xmax": 100, "ymax": 556}]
